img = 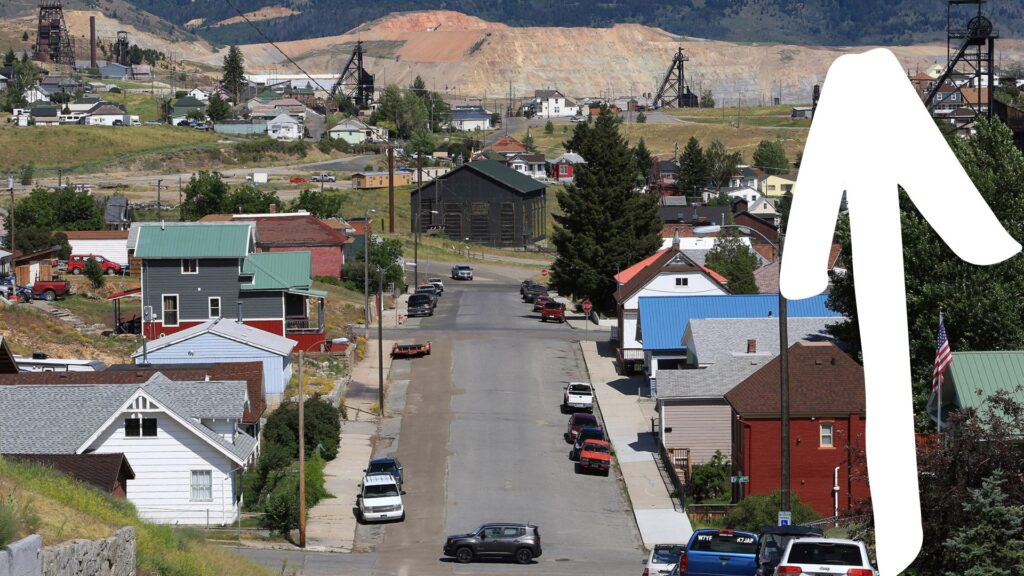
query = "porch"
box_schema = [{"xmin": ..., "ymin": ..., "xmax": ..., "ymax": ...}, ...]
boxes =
[{"xmin": 285, "ymin": 288, "xmax": 328, "ymax": 352}]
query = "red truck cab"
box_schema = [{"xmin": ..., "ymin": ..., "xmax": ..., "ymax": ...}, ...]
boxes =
[
  {"xmin": 576, "ymin": 439, "xmax": 611, "ymax": 475},
  {"xmin": 68, "ymin": 254, "xmax": 122, "ymax": 276},
  {"xmin": 32, "ymin": 279, "xmax": 71, "ymax": 301}
]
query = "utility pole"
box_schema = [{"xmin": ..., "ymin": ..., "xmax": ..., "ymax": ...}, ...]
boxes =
[
  {"xmin": 178, "ymin": 176, "xmax": 182, "ymax": 221},
  {"xmin": 377, "ymin": 265, "xmax": 385, "ymax": 417},
  {"xmin": 363, "ymin": 208, "xmax": 375, "ymax": 337},
  {"xmin": 387, "ymin": 144, "xmax": 395, "ymax": 233},
  {"xmin": 7, "ymin": 175, "xmax": 14, "ymax": 265},
  {"xmin": 58, "ymin": 168, "xmax": 62, "ymax": 189},
  {"xmin": 298, "ymin": 351, "xmax": 306, "ymax": 547},
  {"xmin": 156, "ymin": 179, "xmax": 162, "ymax": 220},
  {"xmin": 415, "ymin": 155, "xmax": 422, "ymax": 286}
]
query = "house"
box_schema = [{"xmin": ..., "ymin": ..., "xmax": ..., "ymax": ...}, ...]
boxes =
[
  {"xmin": 329, "ymin": 118, "xmax": 376, "ymax": 144},
  {"xmin": 23, "ymin": 86, "xmax": 49, "ymax": 104},
  {"xmin": 267, "ymin": 113, "xmax": 302, "ymax": 141},
  {"xmin": 482, "ymin": 135, "xmax": 527, "ymax": 154},
  {"xmin": 188, "ymin": 88, "xmax": 211, "ymax": 102},
  {"xmin": 99, "ymin": 62, "xmax": 130, "ymax": 80},
  {"xmin": 266, "ymin": 98, "xmax": 306, "ymax": 120},
  {"xmin": 614, "ymin": 234, "xmax": 731, "ymax": 373},
  {"xmin": 351, "ymin": 171, "xmax": 414, "ymax": 189},
  {"xmin": 760, "ymin": 174, "xmax": 797, "ymax": 198},
  {"xmin": 0, "ymin": 336, "xmax": 18, "ymax": 374},
  {"xmin": 533, "ymin": 89, "xmax": 580, "ymax": 118},
  {"xmin": 549, "ymin": 152, "xmax": 587, "ymax": 183},
  {"xmin": 105, "ymin": 196, "xmax": 130, "ymax": 231},
  {"xmin": 929, "ymin": 351, "xmax": 1024, "ymax": 431},
  {"xmin": 133, "ymin": 222, "xmax": 328, "ymax": 352},
  {"xmin": 747, "ymin": 197, "xmax": 780, "ymax": 226},
  {"xmin": 659, "ymin": 204, "xmax": 729, "ymax": 227},
  {"xmin": 790, "ymin": 106, "xmax": 814, "ymax": 120},
  {"xmin": 169, "ymin": 96, "xmax": 207, "ymax": 124},
  {"xmin": 131, "ymin": 65, "xmax": 152, "ymax": 81},
  {"xmin": 636, "ymin": 294, "xmax": 840, "ymax": 393},
  {"xmin": 7, "ymin": 453, "xmax": 135, "ymax": 497},
  {"xmin": 200, "ymin": 212, "xmax": 350, "ymax": 279},
  {"xmin": 725, "ymin": 342, "xmax": 868, "ymax": 516},
  {"xmin": 733, "ymin": 211, "xmax": 780, "ymax": 243},
  {"xmin": 67, "ymin": 96, "xmax": 103, "ymax": 113},
  {"xmin": 0, "ymin": 73, "xmax": 7, "ymax": 90},
  {"xmin": 133, "ymin": 319, "xmax": 295, "ymax": 406},
  {"xmin": 29, "ymin": 107, "xmax": 60, "ymax": 126},
  {"xmin": 409, "ymin": 160, "xmax": 547, "ymax": 246},
  {"xmin": 506, "ymin": 152, "xmax": 548, "ymax": 181},
  {"xmin": 451, "ymin": 106, "xmax": 491, "ymax": 131},
  {"xmin": 85, "ymin": 103, "xmax": 132, "ymax": 126},
  {"xmin": 0, "ymin": 374, "xmax": 257, "ymax": 524},
  {"xmin": 729, "ymin": 166, "xmax": 766, "ymax": 190},
  {"xmin": 64, "ymin": 230, "xmax": 130, "ymax": 266}
]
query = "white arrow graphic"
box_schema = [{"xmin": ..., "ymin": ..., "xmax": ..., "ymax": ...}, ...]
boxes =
[{"xmin": 780, "ymin": 48, "xmax": 1021, "ymax": 575}]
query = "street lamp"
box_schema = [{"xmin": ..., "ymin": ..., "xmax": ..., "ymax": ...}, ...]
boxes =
[
  {"xmin": 363, "ymin": 208, "xmax": 376, "ymax": 338},
  {"xmin": 694, "ymin": 223, "xmax": 790, "ymax": 515},
  {"xmin": 413, "ymin": 209, "xmax": 438, "ymax": 286}
]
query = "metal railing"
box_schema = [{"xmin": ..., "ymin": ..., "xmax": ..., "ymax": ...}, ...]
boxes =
[{"xmin": 285, "ymin": 318, "xmax": 322, "ymax": 333}]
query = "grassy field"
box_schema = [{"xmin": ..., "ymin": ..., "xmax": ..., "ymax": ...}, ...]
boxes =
[
  {"xmin": 0, "ymin": 459, "xmax": 278, "ymax": 576},
  {"xmin": 0, "ymin": 304, "xmax": 137, "ymax": 365},
  {"xmin": 0, "ymin": 124, "xmax": 219, "ymax": 172}
]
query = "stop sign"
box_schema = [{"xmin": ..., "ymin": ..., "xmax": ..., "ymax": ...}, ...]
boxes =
[
  {"xmin": 582, "ymin": 299, "xmax": 593, "ymax": 314},
  {"xmin": 540, "ymin": 269, "xmax": 548, "ymax": 277}
]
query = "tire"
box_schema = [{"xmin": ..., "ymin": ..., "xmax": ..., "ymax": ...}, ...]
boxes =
[
  {"xmin": 603, "ymin": 469, "xmax": 611, "ymax": 477},
  {"xmin": 455, "ymin": 547, "xmax": 473, "ymax": 564},
  {"xmin": 564, "ymin": 432, "xmax": 570, "ymax": 443},
  {"xmin": 42, "ymin": 290, "xmax": 56, "ymax": 302},
  {"xmin": 105, "ymin": 268, "xmax": 115, "ymax": 275},
  {"xmin": 515, "ymin": 548, "xmax": 533, "ymax": 564},
  {"xmin": 574, "ymin": 462, "xmax": 581, "ymax": 474},
  {"xmin": 71, "ymin": 268, "xmax": 81, "ymax": 275}
]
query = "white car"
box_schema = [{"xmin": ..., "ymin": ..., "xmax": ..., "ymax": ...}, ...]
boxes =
[
  {"xmin": 775, "ymin": 537, "xmax": 877, "ymax": 575},
  {"xmin": 428, "ymin": 277, "xmax": 444, "ymax": 293},
  {"xmin": 357, "ymin": 472, "xmax": 405, "ymax": 522},
  {"xmin": 642, "ymin": 544, "xmax": 684, "ymax": 576}
]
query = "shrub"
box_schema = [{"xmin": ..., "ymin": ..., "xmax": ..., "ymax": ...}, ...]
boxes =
[
  {"xmin": 262, "ymin": 396, "xmax": 341, "ymax": 460},
  {"xmin": 544, "ymin": 120, "xmax": 554, "ymax": 134},
  {"xmin": 18, "ymin": 162, "xmax": 33, "ymax": 186},
  {"xmin": 722, "ymin": 491, "xmax": 819, "ymax": 532},
  {"xmin": 636, "ymin": 112, "xmax": 647, "ymax": 123},
  {"xmin": 243, "ymin": 442, "xmax": 292, "ymax": 509},
  {"xmin": 689, "ymin": 450, "xmax": 730, "ymax": 503},
  {"xmin": 83, "ymin": 257, "xmax": 105, "ymax": 288},
  {"xmin": 258, "ymin": 454, "xmax": 330, "ymax": 537},
  {"xmin": 0, "ymin": 493, "xmax": 18, "ymax": 547}
]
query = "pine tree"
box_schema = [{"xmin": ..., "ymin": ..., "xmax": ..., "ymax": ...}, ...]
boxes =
[
  {"xmin": 544, "ymin": 120, "xmax": 554, "ymax": 134},
  {"xmin": 705, "ymin": 230, "xmax": 760, "ymax": 293},
  {"xmin": 221, "ymin": 45, "xmax": 245, "ymax": 102},
  {"xmin": 635, "ymin": 111, "xmax": 647, "ymax": 123},
  {"xmin": 942, "ymin": 470, "xmax": 1024, "ymax": 576},
  {"xmin": 700, "ymin": 89, "xmax": 715, "ymax": 108},
  {"xmin": 633, "ymin": 137, "xmax": 652, "ymax": 185},
  {"xmin": 752, "ymin": 138, "xmax": 790, "ymax": 175},
  {"xmin": 678, "ymin": 136, "xmax": 709, "ymax": 193},
  {"xmin": 550, "ymin": 108, "xmax": 662, "ymax": 315},
  {"xmin": 411, "ymin": 75, "xmax": 427, "ymax": 100},
  {"xmin": 523, "ymin": 128, "xmax": 536, "ymax": 152}
]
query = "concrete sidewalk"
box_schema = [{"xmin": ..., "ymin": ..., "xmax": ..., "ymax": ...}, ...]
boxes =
[{"xmin": 578, "ymin": 339, "xmax": 693, "ymax": 549}]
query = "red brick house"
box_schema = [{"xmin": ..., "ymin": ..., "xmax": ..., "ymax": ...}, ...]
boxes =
[{"xmin": 725, "ymin": 342, "xmax": 868, "ymax": 517}]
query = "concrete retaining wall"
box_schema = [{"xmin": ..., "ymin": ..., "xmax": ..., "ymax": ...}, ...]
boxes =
[{"xmin": 0, "ymin": 528, "xmax": 135, "ymax": 576}]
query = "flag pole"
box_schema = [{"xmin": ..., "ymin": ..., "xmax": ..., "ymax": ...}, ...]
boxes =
[{"xmin": 937, "ymin": 309, "xmax": 943, "ymax": 435}]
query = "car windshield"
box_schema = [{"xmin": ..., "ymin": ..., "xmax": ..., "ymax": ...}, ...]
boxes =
[
  {"xmin": 568, "ymin": 385, "xmax": 592, "ymax": 395},
  {"xmin": 787, "ymin": 543, "xmax": 864, "ymax": 565},
  {"xmin": 409, "ymin": 295, "xmax": 431, "ymax": 305},
  {"xmin": 573, "ymin": 415, "xmax": 597, "ymax": 427},
  {"xmin": 429, "ymin": 278, "xmax": 441, "ymax": 283},
  {"xmin": 690, "ymin": 532, "xmax": 757, "ymax": 554},
  {"xmin": 532, "ymin": 284, "xmax": 548, "ymax": 291},
  {"xmin": 457, "ymin": 266, "xmax": 471, "ymax": 270},
  {"xmin": 652, "ymin": 545, "xmax": 684, "ymax": 564},
  {"xmin": 578, "ymin": 428, "xmax": 604, "ymax": 442},
  {"xmin": 363, "ymin": 484, "xmax": 399, "ymax": 498},
  {"xmin": 367, "ymin": 462, "xmax": 396, "ymax": 474},
  {"xmin": 582, "ymin": 442, "xmax": 609, "ymax": 453},
  {"xmin": 544, "ymin": 301, "xmax": 561, "ymax": 309}
]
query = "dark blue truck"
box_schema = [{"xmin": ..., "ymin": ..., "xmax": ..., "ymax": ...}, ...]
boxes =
[{"xmin": 676, "ymin": 529, "xmax": 759, "ymax": 576}]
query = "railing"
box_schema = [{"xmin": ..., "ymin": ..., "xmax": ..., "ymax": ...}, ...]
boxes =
[
  {"xmin": 285, "ymin": 318, "xmax": 322, "ymax": 333},
  {"xmin": 687, "ymin": 504, "xmax": 737, "ymax": 523},
  {"xmin": 658, "ymin": 443, "xmax": 689, "ymax": 505}
]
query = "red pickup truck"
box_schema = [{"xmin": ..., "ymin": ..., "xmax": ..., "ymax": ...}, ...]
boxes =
[
  {"xmin": 540, "ymin": 300, "xmax": 566, "ymax": 323},
  {"xmin": 32, "ymin": 279, "xmax": 71, "ymax": 301}
]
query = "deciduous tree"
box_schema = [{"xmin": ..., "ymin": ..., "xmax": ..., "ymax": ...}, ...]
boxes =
[
  {"xmin": 290, "ymin": 188, "xmax": 347, "ymax": 219},
  {"xmin": 226, "ymin": 184, "xmax": 282, "ymax": 214},
  {"xmin": 752, "ymin": 138, "xmax": 790, "ymax": 175},
  {"xmin": 704, "ymin": 230, "xmax": 759, "ymax": 294},
  {"xmin": 704, "ymin": 139, "xmax": 742, "ymax": 188},
  {"xmin": 205, "ymin": 94, "xmax": 231, "ymax": 122},
  {"xmin": 180, "ymin": 171, "xmax": 230, "ymax": 220}
]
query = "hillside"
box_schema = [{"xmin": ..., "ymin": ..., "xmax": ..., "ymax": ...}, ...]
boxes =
[{"xmin": 122, "ymin": 0, "xmax": 1024, "ymax": 47}]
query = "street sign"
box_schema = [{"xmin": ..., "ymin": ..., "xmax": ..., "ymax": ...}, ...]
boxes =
[
  {"xmin": 730, "ymin": 476, "xmax": 750, "ymax": 483},
  {"xmin": 540, "ymin": 269, "xmax": 548, "ymax": 277},
  {"xmin": 778, "ymin": 511, "xmax": 792, "ymax": 526},
  {"xmin": 582, "ymin": 299, "xmax": 592, "ymax": 314}
]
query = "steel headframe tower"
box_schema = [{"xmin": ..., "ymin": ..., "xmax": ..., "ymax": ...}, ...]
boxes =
[
  {"xmin": 924, "ymin": 0, "xmax": 997, "ymax": 132},
  {"xmin": 114, "ymin": 31, "xmax": 131, "ymax": 68},
  {"xmin": 653, "ymin": 46, "xmax": 699, "ymax": 108},
  {"xmin": 331, "ymin": 40, "xmax": 375, "ymax": 108},
  {"xmin": 35, "ymin": 2, "xmax": 75, "ymax": 66}
]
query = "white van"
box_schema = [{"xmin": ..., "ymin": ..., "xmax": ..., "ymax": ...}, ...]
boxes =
[{"xmin": 358, "ymin": 472, "xmax": 404, "ymax": 522}]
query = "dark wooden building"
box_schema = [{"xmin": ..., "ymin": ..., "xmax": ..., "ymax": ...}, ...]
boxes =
[{"xmin": 410, "ymin": 160, "xmax": 547, "ymax": 247}]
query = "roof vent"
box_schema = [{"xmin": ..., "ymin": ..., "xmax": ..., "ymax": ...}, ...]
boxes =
[{"xmin": 746, "ymin": 339, "xmax": 757, "ymax": 354}]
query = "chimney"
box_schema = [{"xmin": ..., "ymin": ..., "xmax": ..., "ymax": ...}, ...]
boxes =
[
  {"xmin": 236, "ymin": 301, "xmax": 243, "ymax": 323},
  {"xmin": 672, "ymin": 227, "xmax": 680, "ymax": 250},
  {"xmin": 746, "ymin": 339, "xmax": 757, "ymax": 354},
  {"xmin": 89, "ymin": 16, "xmax": 97, "ymax": 69},
  {"xmin": 269, "ymin": 204, "xmax": 277, "ymax": 214}
]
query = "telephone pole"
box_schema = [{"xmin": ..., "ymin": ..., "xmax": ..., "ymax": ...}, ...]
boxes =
[
  {"xmin": 298, "ymin": 351, "xmax": 306, "ymax": 547},
  {"xmin": 387, "ymin": 144, "xmax": 395, "ymax": 233},
  {"xmin": 156, "ymin": 180, "xmax": 163, "ymax": 220}
]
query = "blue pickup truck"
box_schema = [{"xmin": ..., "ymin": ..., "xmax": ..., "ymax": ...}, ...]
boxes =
[{"xmin": 673, "ymin": 529, "xmax": 759, "ymax": 576}]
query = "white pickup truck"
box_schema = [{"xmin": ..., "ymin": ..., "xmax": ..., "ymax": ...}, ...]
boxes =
[{"xmin": 562, "ymin": 382, "xmax": 594, "ymax": 413}]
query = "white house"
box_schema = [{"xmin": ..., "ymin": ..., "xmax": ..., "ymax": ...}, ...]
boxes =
[
  {"xmin": 614, "ymin": 233, "xmax": 731, "ymax": 373},
  {"xmin": 533, "ymin": 89, "xmax": 580, "ymax": 118},
  {"xmin": 133, "ymin": 318, "xmax": 296, "ymax": 406},
  {"xmin": 188, "ymin": 88, "xmax": 211, "ymax": 102},
  {"xmin": 0, "ymin": 74, "xmax": 7, "ymax": 90},
  {"xmin": 450, "ymin": 107, "xmax": 491, "ymax": 131},
  {"xmin": 84, "ymin": 104, "xmax": 136, "ymax": 126},
  {"xmin": 0, "ymin": 374, "xmax": 257, "ymax": 525},
  {"xmin": 329, "ymin": 118, "xmax": 374, "ymax": 144},
  {"xmin": 726, "ymin": 186, "xmax": 761, "ymax": 204},
  {"xmin": 506, "ymin": 152, "xmax": 548, "ymax": 181},
  {"xmin": 64, "ymin": 230, "xmax": 130, "ymax": 266},
  {"xmin": 24, "ymin": 86, "xmax": 49, "ymax": 104},
  {"xmin": 267, "ymin": 113, "xmax": 302, "ymax": 141}
]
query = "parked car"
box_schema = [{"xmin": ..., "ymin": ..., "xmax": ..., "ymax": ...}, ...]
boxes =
[
  {"xmin": 520, "ymin": 279, "xmax": 537, "ymax": 296},
  {"xmin": 532, "ymin": 294, "xmax": 552, "ymax": 312},
  {"xmin": 312, "ymin": 173, "xmax": 336, "ymax": 182},
  {"xmin": 570, "ymin": 426, "xmax": 606, "ymax": 460},
  {"xmin": 565, "ymin": 413, "xmax": 598, "ymax": 443},
  {"xmin": 451, "ymin": 264, "xmax": 474, "ymax": 280},
  {"xmin": 523, "ymin": 283, "xmax": 548, "ymax": 303},
  {"xmin": 68, "ymin": 254, "xmax": 121, "ymax": 276},
  {"xmin": 415, "ymin": 284, "xmax": 439, "ymax": 308},
  {"xmin": 365, "ymin": 457, "xmax": 404, "ymax": 490},
  {"xmin": 755, "ymin": 525, "xmax": 824, "ymax": 576},
  {"xmin": 290, "ymin": 177, "xmax": 310, "ymax": 183},
  {"xmin": 32, "ymin": 279, "xmax": 71, "ymax": 302},
  {"xmin": 674, "ymin": 529, "xmax": 758, "ymax": 576},
  {"xmin": 407, "ymin": 294, "xmax": 434, "ymax": 317},
  {"xmin": 775, "ymin": 538, "xmax": 877, "ymax": 576},
  {"xmin": 427, "ymin": 277, "xmax": 444, "ymax": 293},
  {"xmin": 571, "ymin": 115, "xmax": 585, "ymax": 122},
  {"xmin": 357, "ymin": 472, "xmax": 404, "ymax": 522},
  {"xmin": 443, "ymin": 523, "xmax": 542, "ymax": 565},
  {"xmin": 576, "ymin": 439, "xmax": 611, "ymax": 475},
  {"xmin": 541, "ymin": 300, "xmax": 566, "ymax": 322},
  {"xmin": 642, "ymin": 544, "xmax": 685, "ymax": 576},
  {"xmin": 563, "ymin": 382, "xmax": 594, "ymax": 413}
]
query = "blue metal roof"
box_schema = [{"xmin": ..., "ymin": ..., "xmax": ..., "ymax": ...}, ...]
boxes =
[{"xmin": 637, "ymin": 294, "xmax": 841, "ymax": 351}]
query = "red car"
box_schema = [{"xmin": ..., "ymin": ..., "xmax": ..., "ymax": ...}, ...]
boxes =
[
  {"xmin": 576, "ymin": 439, "xmax": 611, "ymax": 475},
  {"xmin": 564, "ymin": 413, "xmax": 598, "ymax": 443},
  {"xmin": 290, "ymin": 177, "xmax": 310, "ymax": 183},
  {"xmin": 532, "ymin": 295, "xmax": 551, "ymax": 312},
  {"xmin": 540, "ymin": 300, "xmax": 565, "ymax": 323},
  {"xmin": 68, "ymin": 254, "xmax": 122, "ymax": 276}
]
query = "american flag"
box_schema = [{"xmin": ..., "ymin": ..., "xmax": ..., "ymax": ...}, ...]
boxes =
[{"xmin": 932, "ymin": 314, "xmax": 952, "ymax": 393}]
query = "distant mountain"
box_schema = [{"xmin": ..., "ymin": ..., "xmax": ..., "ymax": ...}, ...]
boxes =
[{"xmin": 124, "ymin": 0, "xmax": 1024, "ymax": 46}]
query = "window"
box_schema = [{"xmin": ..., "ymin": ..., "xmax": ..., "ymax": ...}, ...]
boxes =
[
  {"xmin": 181, "ymin": 259, "xmax": 198, "ymax": 274},
  {"xmin": 675, "ymin": 278, "xmax": 689, "ymax": 287},
  {"xmin": 190, "ymin": 470, "xmax": 213, "ymax": 501},
  {"xmin": 208, "ymin": 297, "xmax": 221, "ymax": 319},
  {"xmin": 559, "ymin": 164, "xmax": 568, "ymax": 175},
  {"xmin": 125, "ymin": 417, "xmax": 157, "ymax": 437},
  {"xmin": 820, "ymin": 422, "xmax": 834, "ymax": 447},
  {"xmin": 162, "ymin": 295, "xmax": 179, "ymax": 326}
]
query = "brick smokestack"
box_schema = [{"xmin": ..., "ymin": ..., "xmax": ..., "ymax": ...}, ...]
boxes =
[{"xmin": 89, "ymin": 16, "xmax": 97, "ymax": 68}]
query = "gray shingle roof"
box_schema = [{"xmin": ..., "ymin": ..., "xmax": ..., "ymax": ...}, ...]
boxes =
[
  {"xmin": 685, "ymin": 317, "xmax": 842, "ymax": 365},
  {"xmin": 133, "ymin": 318, "xmax": 296, "ymax": 358},
  {"xmin": 657, "ymin": 354, "xmax": 774, "ymax": 399}
]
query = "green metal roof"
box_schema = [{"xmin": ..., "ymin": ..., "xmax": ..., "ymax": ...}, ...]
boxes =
[
  {"xmin": 463, "ymin": 160, "xmax": 547, "ymax": 195},
  {"xmin": 241, "ymin": 252, "xmax": 312, "ymax": 291},
  {"xmin": 135, "ymin": 224, "xmax": 252, "ymax": 258},
  {"xmin": 948, "ymin": 351, "xmax": 1024, "ymax": 411}
]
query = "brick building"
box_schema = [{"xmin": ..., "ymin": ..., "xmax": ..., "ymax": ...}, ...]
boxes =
[{"xmin": 725, "ymin": 342, "xmax": 868, "ymax": 517}]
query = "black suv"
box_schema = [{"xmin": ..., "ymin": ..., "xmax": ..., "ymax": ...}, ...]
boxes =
[
  {"xmin": 443, "ymin": 523, "xmax": 542, "ymax": 564},
  {"xmin": 365, "ymin": 457, "xmax": 404, "ymax": 490},
  {"xmin": 523, "ymin": 283, "xmax": 548, "ymax": 303},
  {"xmin": 570, "ymin": 426, "xmax": 607, "ymax": 460},
  {"xmin": 407, "ymin": 294, "xmax": 434, "ymax": 317}
]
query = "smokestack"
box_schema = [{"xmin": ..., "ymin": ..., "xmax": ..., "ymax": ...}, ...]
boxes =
[{"xmin": 89, "ymin": 16, "xmax": 97, "ymax": 69}]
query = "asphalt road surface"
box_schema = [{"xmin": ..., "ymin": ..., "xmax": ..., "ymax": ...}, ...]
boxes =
[{"xmin": 370, "ymin": 274, "xmax": 642, "ymax": 575}]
